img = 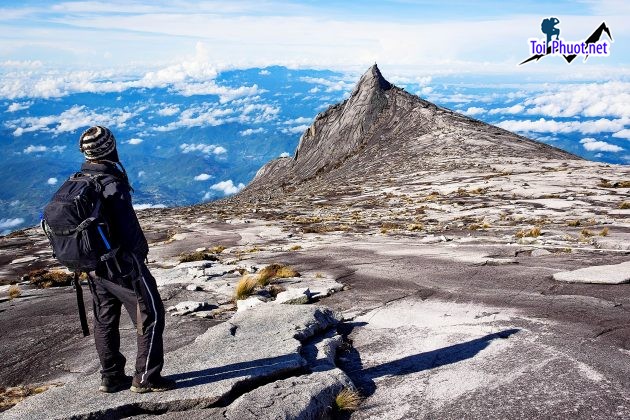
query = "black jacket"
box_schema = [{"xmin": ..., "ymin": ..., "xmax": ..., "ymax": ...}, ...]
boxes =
[{"xmin": 80, "ymin": 161, "xmax": 149, "ymax": 260}]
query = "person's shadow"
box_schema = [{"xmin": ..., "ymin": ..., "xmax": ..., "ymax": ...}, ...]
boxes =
[
  {"xmin": 338, "ymin": 326, "xmax": 520, "ymax": 398},
  {"xmin": 169, "ymin": 354, "xmax": 305, "ymax": 389},
  {"xmin": 169, "ymin": 326, "xmax": 519, "ymax": 402}
]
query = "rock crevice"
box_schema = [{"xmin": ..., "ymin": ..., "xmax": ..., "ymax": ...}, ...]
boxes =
[{"xmin": 1, "ymin": 305, "xmax": 354, "ymax": 420}]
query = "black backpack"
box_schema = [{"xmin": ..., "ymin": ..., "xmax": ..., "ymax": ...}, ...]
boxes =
[{"xmin": 41, "ymin": 172, "xmax": 117, "ymax": 272}]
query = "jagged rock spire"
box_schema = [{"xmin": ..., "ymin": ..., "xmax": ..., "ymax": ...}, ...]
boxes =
[
  {"xmin": 353, "ymin": 64, "xmax": 392, "ymax": 94},
  {"xmin": 289, "ymin": 64, "xmax": 393, "ymax": 179}
]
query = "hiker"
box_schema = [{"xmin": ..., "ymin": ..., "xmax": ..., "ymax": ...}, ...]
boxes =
[{"xmin": 77, "ymin": 126, "xmax": 175, "ymax": 394}]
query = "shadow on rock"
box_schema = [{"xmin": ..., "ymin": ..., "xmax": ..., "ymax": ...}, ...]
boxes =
[
  {"xmin": 339, "ymin": 328, "xmax": 520, "ymax": 398},
  {"xmin": 170, "ymin": 354, "xmax": 303, "ymax": 389}
]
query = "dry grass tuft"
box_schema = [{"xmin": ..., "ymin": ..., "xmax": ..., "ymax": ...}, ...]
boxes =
[
  {"xmin": 209, "ymin": 245, "xmax": 226, "ymax": 254},
  {"xmin": 580, "ymin": 228, "xmax": 593, "ymax": 237},
  {"xmin": 289, "ymin": 245, "xmax": 302, "ymax": 251},
  {"xmin": 619, "ymin": 201, "xmax": 630, "ymax": 209},
  {"xmin": 515, "ymin": 226, "xmax": 541, "ymax": 238},
  {"xmin": 424, "ymin": 192, "xmax": 440, "ymax": 201},
  {"xmin": 178, "ymin": 250, "xmax": 220, "ymax": 263},
  {"xmin": 0, "ymin": 384, "xmax": 56, "ymax": 412},
  {"xmin": 246, "ymin": 246, "xmax": 263, "ymax": 253},
  {"xmin": 335, "ymin": 388, "xmax": 361, "ymax": 412},
  {"xmin": 407, "ymin": 223, "xmax": 424, "ymax": 232},
  {"xmin": 599, "ymin": 227, "xmax": 609, "ymax": 237},
  {"xmin": 567, "ymin": 220, "xmax": 581, "ymax": 227},
  {"xmin": 302, "ymin": 224, "xmax": 350, "ymax": 234},
  {"xmin": 380, "ymin": 222, "xmax": 401, "ymax": 233},
  {"xmin": 600, "ymin": 179, "xmax": 630, "ymax": 188},
  {"xmin": 234, "ymin": 275, "xmax": 259, "ymax": 300},
  {"xmin": 8, "ymin": 285, "xmax": 20, "ymax": 300},
  {"xmin": 26, "ymin": 269, "xmax": 73, "ymax": 288},
  {"xmin": 257, "ymin": 264, "xmax": 300, "ymax": 286},
  {"xmin": 598, "ymin": 179, "xmax": 612, "ymax": 188}
]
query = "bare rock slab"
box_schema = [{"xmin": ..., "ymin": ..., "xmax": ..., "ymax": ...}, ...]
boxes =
[
  {"xmin": 1, "ymin": 305, "xmax": 342, "ymax": 420},
  {"xmin": 531, "ymin": 248, "xmax": 551, "ymax": 257},
  {"xmin": 167, "ymin": 301, "xmax": 208, "ymax": 316},
  {"xmin": 223, "ymin": 369, "xmax": 351, "ymax": 419},
  {"xmin": 275, "ymin": 287, "xmax": 311, "ymax": 304},
  {"xmin": 236, "ymin": 296, "xmax": 265, "ymax": 312},
  {"xmin": 553, "ymin": 261, "xmax": 630, "ymax": 284}
]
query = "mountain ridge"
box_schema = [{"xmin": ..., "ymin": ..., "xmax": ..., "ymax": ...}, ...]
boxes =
[{"xmin": 240, "ymin": 64, "xmax": 581, "ymax": 198}]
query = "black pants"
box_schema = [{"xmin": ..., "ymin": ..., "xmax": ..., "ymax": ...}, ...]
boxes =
[{"xmin": 88, "ymin": 261, "xmax": 165, "ymax": 384}]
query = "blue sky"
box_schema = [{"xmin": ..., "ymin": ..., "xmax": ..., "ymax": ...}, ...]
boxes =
[{"xmin": 0, "ymin": 0, "xmax": 628, "ymax": 78}]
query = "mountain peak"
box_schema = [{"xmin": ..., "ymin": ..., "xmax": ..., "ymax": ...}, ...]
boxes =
[
  {"xmin": 246, "ymin": 64, "xmax": 579, "ymax": 191},
  {"xmin": 355, "ymin": 63, "xmax": 392, "ymax": 92}
]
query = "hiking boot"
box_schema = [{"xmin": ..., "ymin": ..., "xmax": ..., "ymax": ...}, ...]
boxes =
[
  {"xmin": 99, "ymin": 375, "xmax": 132, "ymax": 393},
  {"xmin": 130, "ymin": 376, "xmax": 176, "ymax": 393}
]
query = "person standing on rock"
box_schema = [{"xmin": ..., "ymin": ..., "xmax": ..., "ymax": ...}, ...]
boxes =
[{"xmin": 78, "ymin": 126, "xmax": 175, "ymax": 394}]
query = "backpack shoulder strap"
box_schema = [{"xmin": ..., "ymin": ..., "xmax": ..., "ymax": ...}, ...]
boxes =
[{"xmin": 79, "ymin": 172, "xmax": 120, "ymax": 192}]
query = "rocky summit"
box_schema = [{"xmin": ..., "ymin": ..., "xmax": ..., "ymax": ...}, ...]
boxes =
[
  {"xmin": 245, "ymin": 64, "xmax": 576, "ymax": 190},
  {"xmin": 1, "ymin": 66, "xmax": 630, "ymax": 419}
]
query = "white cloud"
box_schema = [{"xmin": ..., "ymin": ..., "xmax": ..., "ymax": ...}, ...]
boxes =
[
  {"xmin": 612, "ymin": 129, "xmax": 630, "ymax": 140},
  {"xmin": 210, "ymin": 180, "xmax": 245, "ymax": 195},
  {"xmin": 47, "ymin": 177, "xmax": 58, "ymax": 185},
  {"xmin": 300, "ymin": 76, "xmax": 354, "ymax": 92},
  {"xmin": 488, "ymin": 104, "xmax": 524, "ymax": 115},
  {"xmin": 194, "ymin": 173, "xmax": 212, "ymax": 181},
  {"xmin": 154, "ymin": 106, "xmax": 236, "ymax": 131},
  {"xmin": 24, "ymin": 145, "xmax": 47, "ymax": 153},
  {"xmin": 0, "ymin": 44, "xmax": 261, "ymax": 102},
  {"xmin": 0, "ymin": 60, "xmax": 42, "ymax": 69},
  {"xmin": 308, "ymin": 87, "xmax": 319, "ymax": 93},
  {"xmin": 280, "ymin": 152, "xmax": 290, "ymax": 157},
  {"xmin": 497, "ymin": 117, "xmax": 629, "ymax": 135},
  {"xmin": 259, "ymin": 69, "xmax": 270, "ymax": 75},
  {"xmin": 239, "ymin": 127, "xmax": 266, "ymax": 136},
  {"xmin": 282, "ymin": 124, "xmax": 309, "ymax": 134},
  {"xmin": 139, "ymin": 42, "xmax": 218, "ymax": 85},
  {"xmin": 0, "ymin": 217, "xmax": 24, "ymax": 229},
  {"xmin": 180, "ymin": 143, "xmax": 227, "ymax": 155},
  {"xmin": 6, "ymin": 102, "xmax": 31, "ymax": 112},
  {"xmin": 580, "ymin": 137, "xmax": 624, "ymax": 153},
  {"xmin": 156, "ymin": 105, "xmax": 180, "ymax": 116},
  {"xmin": 138, "ymin": 170, "xmax": 146, "ymax": 178},
  {"xmin": 175, "ymin": 82, "xmax": 263, "ymax": 103},
  {"xmin": 463, "ymin": 107, "xmax": 485, "ymax": 116},
  {"xmin": 390, "ymin": 75, "xmax": 432, "ymax": 87},
  {"xmin": 133, "ymin": 203, "xmax": 167, "ymax": 210},
  {"xmin": 523, "ymin": 82, "xmax": 630, "ymax": 119},
  {"xmin": 127, "ymin": 138, "xmax": 143, "ymax": 145},
  {"xmin": 240, "ymin": 103, "xmax": 280, "ymax": 123},
  {"xmin": 7, "ymin": 105, "xmax": 134, "ymax": 136},
  {"xmin": 283, "ymin": 117, "xmax": 311, "ymax": 125}
]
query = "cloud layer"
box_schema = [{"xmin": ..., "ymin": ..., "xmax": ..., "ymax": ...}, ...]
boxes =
[{"xmin": 210, "ymin": 180, "xmax": 245, "ymax": 195}]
